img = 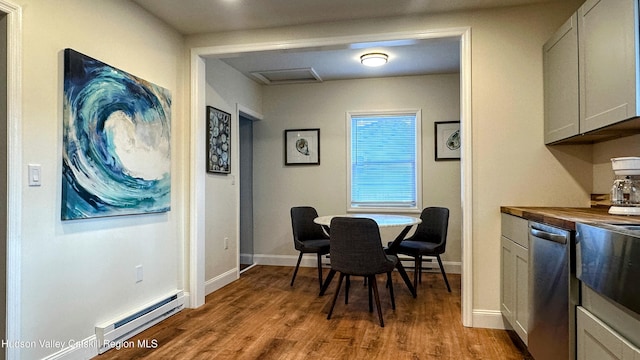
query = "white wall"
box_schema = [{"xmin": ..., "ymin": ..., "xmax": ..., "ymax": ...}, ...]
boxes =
[
  {"xmin": 254, "ymin": 74, "xmax": 462, "ymax": 266},
  {"xmin": 204, "ymin": 59, "xmax": 262, "ymax": 290},
  {"xmin": 188, "ymin": 1, "xmax": 588, "ymax": 322},
  {"xmin": 15, "ymin": 0, "xmax": 186, "ymax": 358}
]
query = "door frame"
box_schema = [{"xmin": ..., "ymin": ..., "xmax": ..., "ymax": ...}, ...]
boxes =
[
  {"xmin": 189, "ymin": 27, "xmax": 474, "ymax": 326},
  {"xmin": 1, "ymin": 0, "xmax": 22, "ymax": 358},
  {"xmin": 237, "ymin": 104, "xmax": 262, "ymax": 274}
]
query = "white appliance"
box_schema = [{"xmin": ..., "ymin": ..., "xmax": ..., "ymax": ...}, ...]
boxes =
[{"xmin": 609, "ymin": 157, "xmax": 640, "ymax": 215}]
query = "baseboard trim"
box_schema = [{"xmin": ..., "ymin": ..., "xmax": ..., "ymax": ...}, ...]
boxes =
[
  {"xmin": 40, "ymin": 335, "xmax": 99, "ymax": 360},
  {"xmin": 240, "ymin": 253, "xmax": 253, "ymax": 265},
  {"xmin": 397, "ymin": 258, "xmax": 461, "ymax": 275},
  {"xmin": 253, "ymin": 254, "xmax": 461, "ymax": 275},
  {"xmin": 205, "ymin": 268, "xmax": 238, "ymax": 295},
  {"xmin": 472, "ymin": 309, "xmax": 507, "ymax": 330},
  {"xmin": 253, "ymin": 254, "xmax": 321, "ymax": 267}
]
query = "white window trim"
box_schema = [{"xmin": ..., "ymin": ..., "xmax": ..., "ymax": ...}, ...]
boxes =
[{"xmin": 346, "ymin": 109, "xmax": 422, "ymax": 213}]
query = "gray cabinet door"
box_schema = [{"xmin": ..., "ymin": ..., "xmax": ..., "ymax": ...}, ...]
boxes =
[
  {"xmin": 513, "ymin": 241, "xmax": 529, "ymax": 344},
  {"xmin": 500, "ymin": 214, "xmax": 529, "ymax": 345},
  {"xmin": 577, "ymin": 307, "xmax": 640, "ymax": 360},
  {"xmin": 544, "ymin": 14, "xmax": 579, "ymax": 144},
  {"xmin": 578, "ymin": 0, "xmax": 640, "ymax": 132},
  {"xmin": 501, "ymin": 236, "xmax": 515, "ymax": 324}
]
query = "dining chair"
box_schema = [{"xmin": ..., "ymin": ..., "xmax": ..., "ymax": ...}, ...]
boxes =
[
  {"xmin": 326, "ymin": 217, "xmax": 398, "ymax": 327},
  {"xmin": 290, "ymin": 206, "xmax": 331, "ymax": 290},
  {"xmin": 395, "ymin": 207, "xmax": 451, "ymax": 293}
]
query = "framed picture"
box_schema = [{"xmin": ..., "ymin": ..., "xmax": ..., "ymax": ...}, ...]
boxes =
[
  {"xmin": 61, "ymin": 49, "xmax": 171, "ymax": 220},
  {"xmin": 284, "ymin": 128, "xmax": 320, "ymax": 165},
  {"xmin": 206, "ymin": 106, "xmax": 231, "ymax": 174},
  {"xmin": 435, "ymin": 121, "xmax": 461, "ymax": 161}
]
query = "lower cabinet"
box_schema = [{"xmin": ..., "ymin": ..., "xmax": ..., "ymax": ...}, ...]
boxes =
[
  {"xmin": 501, "ymin": 214, "xmax": 529, "ymax": 344},
  {"xmin": 577, "ymin": 306, "xmax": 640, "ymax": 360}
]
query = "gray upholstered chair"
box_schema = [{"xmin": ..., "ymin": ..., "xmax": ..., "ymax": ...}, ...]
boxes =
[
  {"xmin": 326, "ymin": 217, "xmax": 398, "ymax": 327},
  {"xmin": 290, "ymin": 206, "xmax": 330, "ymax": 290},
  {"xmin": 395, "ymin": 207, "xmax": 451, "ymax": 293}
]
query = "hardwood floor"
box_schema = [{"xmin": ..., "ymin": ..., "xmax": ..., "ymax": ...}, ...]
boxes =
[{"xmin": 94, "ymin": 266, "xmax": 530, "ymax": 360}]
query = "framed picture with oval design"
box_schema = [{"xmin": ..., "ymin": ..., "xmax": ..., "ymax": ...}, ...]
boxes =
[
  {"xmin": 435, "ymin": 121, "xmax": 461, "ymax": 161},
  {"xmin": 284, "ymin": 128, "xmax": 320, "ymax": 165},
  {"xmin": 206, "ymin": 106, "xmax": 231, "ymax": 174}
]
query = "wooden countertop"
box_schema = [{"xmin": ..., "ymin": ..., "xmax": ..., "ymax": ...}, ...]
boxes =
[{"xmin": 500, "ymin": 206, "xmax": 640, "ymax": 231}]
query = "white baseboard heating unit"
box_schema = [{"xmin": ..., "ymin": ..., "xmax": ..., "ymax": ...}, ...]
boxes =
[{"xmin": 95, "ymin": 290, "xmax": 185, "ymax": 354}]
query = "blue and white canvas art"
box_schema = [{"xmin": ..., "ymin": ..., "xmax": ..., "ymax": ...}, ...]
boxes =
[{"xmin": 62, "ymin": 49, "xmax": 171, "ymax": 220}]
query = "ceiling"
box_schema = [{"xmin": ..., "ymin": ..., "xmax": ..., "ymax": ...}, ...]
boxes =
[{"xmin": 131, "ymin": 0, "xmax": 560, "ymax": 82}]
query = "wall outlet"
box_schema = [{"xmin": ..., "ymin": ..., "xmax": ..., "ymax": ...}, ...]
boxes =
[
  {"xmin": 224, "ymin": 237, "xmax": 229, "ymax": 250},
  {"xmin": 135, "ymin": 265, "xmax": 143, "ymax": 283}
]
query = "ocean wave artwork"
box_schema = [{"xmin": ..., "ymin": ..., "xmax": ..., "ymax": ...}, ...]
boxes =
[{"xmin": 62, "ymin": 48, "xmax": 171, "ymax": 220}]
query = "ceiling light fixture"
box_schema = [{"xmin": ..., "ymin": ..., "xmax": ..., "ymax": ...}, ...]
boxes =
[{"xmin": 360, "ymin": 53, "xmax": 388, "ymax": 67}]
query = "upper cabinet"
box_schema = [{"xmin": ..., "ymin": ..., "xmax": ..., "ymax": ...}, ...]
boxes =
[
  {"xmin": 544, "ymin": 14, "xmax": 579, "ymax": 144},
  {"xmin": 544, "ymin": 0, "xmax": 640, "ymax": 145},
  {"xmin": 579, "ymin": 0, "xmax": 639, "ymax": 132}
]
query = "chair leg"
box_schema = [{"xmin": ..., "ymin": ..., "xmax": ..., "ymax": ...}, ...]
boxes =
[
  {"xmin": 387, "ymin": 272, "xmax": 395, "ymax": 310},
  {"xmin": 327, "ymin": 273, "xmax": 345, "ymax": 320},
  {"xmin": 413, "ymin": 256, "xmax": 420, "ymax": 292},
  {"xmin": 418, "ymin": 255, "xmax": 423, "ymax": 283},
  {"xmin": 436, "ymin": 255, "xmax": 452, "ymax": 292},
  {"xmin": 316, "ymin": 253, "xmax": 324, "ymax": 290},
  {"xmin": 345, "ymin": 275, "xmax": 350, "ymax": 304},
  {"xmin": 368, "ymin": 279, "xmax": 373, "ymax": 312},
  {"xmin": 370, "ymin": 275, "xmax": 384, "ymax": 327},
  {"xmin": 291, "ymin": 252, "xmax": 303, "ymax": 286}
]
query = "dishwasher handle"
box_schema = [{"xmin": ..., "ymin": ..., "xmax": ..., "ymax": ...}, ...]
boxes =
[{"xmin": 530, "ymin": 227, "xmax": 567, "ymax": 244}]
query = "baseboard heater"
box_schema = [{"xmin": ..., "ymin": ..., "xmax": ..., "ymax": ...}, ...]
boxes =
[{"xmin": 95, "ymin": 290, "xmax": 185, "ymax": 354}]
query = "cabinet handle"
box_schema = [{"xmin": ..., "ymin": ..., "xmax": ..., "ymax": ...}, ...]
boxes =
[{"xmin": 530, "ymin": 228, "xmax": 567, "ymax": 244}]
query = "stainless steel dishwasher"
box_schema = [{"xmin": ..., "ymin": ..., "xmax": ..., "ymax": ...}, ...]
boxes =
[{"xmin": 528, "ymin": 222, "xmax": 577, "ymax": 360}]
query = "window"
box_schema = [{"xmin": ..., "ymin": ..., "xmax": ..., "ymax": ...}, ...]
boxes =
[{"xmin": 347, "ymin": 110, "xmax": 422, "ymax": 211}]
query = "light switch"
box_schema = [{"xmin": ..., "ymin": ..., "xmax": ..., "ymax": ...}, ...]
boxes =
[{"xmin": 28, "ymin": 164, "xmax": 42, "ymax": 186}]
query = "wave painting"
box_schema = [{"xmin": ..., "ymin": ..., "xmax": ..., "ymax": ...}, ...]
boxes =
[{"xmin": 62, "ymin": 49, "xmax": 171, "ymax": 220}]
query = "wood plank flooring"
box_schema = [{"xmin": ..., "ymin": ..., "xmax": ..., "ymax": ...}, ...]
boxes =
[{"xmin": 94, "ymin": 266, "xmax": 530, "ymax": 360}]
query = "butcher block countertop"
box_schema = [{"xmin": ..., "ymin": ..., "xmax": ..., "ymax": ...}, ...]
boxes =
[{"xmin": 500, "ymin": 206, "xmax": 640, "ymax": 231}]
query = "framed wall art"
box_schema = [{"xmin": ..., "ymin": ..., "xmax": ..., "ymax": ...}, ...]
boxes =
[
  {"xmin": 435, "ymin": 121, "xmax": 461, "ymax": 161},
  {"xmin": 284, "ymin": 128, "xmax": 320, "ymax": 165},
  {"xmin": 206, "ymin": 106, "xmax": 231, "ymax": 174},
  {"xmin": 61, "ymin": 48, "xmax": 172, "ymax": 220}
]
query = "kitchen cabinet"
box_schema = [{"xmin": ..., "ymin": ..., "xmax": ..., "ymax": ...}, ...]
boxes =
[
  {"xmin": 543, "ymin": 0, "xmax": 640, "ymax": 144},
  {"xmin": 578, "ymin": 0, "xmax": 640, "ymax": 133},
  {"xmin": 500, "ymin": 214, "xmax": 529, "ymax": 344},
  {"xmin": 543, "ymin": 14, "xmax": 579, "ymax": 144},
  {"xmin": 577, "ymin": 306, "xmax": 640, "ymax": 360}
]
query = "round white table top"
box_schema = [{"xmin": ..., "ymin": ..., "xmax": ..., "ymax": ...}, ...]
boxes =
[{"xmin": 314, "ymin": 214, "xmax": 421, "ymax": 228}]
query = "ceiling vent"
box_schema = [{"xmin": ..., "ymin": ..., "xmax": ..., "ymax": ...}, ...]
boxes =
[{"xmin": 250, "ymin": 68, "xmax": 322, "ymax": 85}]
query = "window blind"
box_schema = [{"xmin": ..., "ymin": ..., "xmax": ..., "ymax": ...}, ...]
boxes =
[{"xmin": 350, "ymin": 114, "xmax": 417, "ymax": 208}]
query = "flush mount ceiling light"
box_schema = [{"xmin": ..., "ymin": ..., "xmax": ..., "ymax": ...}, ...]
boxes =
[{"xmin": 360, "ymin": 53, "xmax": 388, "ymax": 67}]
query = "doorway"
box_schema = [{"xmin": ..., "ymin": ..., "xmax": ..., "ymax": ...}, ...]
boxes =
[
  {"xmin": 190, "ymin": 29, "xmax": 473, "ymax": 326},
  {"xmin": 239, "ymin": 113, "xmax": 254, "ymax": 273}
]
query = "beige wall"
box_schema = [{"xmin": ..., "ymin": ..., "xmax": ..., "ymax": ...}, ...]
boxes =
[
  {"xmin": 14, "ymin": 0, "xmax": 186, "ymax": 358},
  {"xmin": 592, "ymin": 134, "xmax": 640, "ymax": 194},
  {"xmin": 189, "ymin": 2, "xmax": 588, "ymax": 323},
  {"xmin": 255, "ymin": 74, "xmax": 462, "ymax": 265}
]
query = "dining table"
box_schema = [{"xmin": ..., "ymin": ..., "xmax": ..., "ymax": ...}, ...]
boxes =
[{"xmin": 314, "ymin": 213, "xmax": 421, "ymax": 298}]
